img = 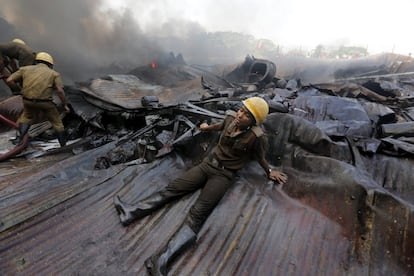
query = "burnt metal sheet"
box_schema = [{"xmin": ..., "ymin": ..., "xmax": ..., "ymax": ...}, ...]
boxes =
[
  {"xmin": 79, "ymin": 75, "xmax": 163, "ymax": 110},
  {"xmin": 79, "ymin": 74, "xmax": 205, "ymax": 113},
  {"xmin": 1, "ymin": 55, "xmax": 414, "ymax": 276},
  {"xmin": 225, "ymin": 55, "xmax": 276, "ymax": 86},
  {"xmin": 362, "ymin": 153, "xmax": 414, "ymax": 203},
  {"xmin": 381, "ymin": 121, "xmax": 414, "ymax": 137},
  {"xmin": 406, "ymin": 107, "xmax": 414, "ymax": 120},
  {"xmin": 1, "ymin": 114, "xmax": 413, "ymax": 275},
  {"xmin": 381, "ymin": 137, "xmax": 414, "ymax": 155},
  {"xmin": 0, "ymin": 152, "xmax": 412, "ymax": 275},
  {"xmin": 0, "ymin": 141, "xmax": 117, "ymax": 233},
  {"xmin": 0, "ymin": 156, "xmax": 355, "ymax": 275},
  {"xmin": 65, "ymin": 86, "xmax": 106, "ymax": 129},
  {"xmin": 292, "ymin": 95, "xmax": 372, "ymax": 137},
  {"xmin": 362, "ymin": 102, "xmax": 396, "ymax": 125}
]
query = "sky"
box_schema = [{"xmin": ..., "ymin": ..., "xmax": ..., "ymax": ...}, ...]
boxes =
[{"xmin": 102, "ymin": 0, "xmax": 414, "ymax": 55}]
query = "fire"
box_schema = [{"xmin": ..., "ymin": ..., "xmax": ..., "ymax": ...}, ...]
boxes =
[{"xmin": 151, "ymin": 62, "xmax": 157, "ymax": 69}]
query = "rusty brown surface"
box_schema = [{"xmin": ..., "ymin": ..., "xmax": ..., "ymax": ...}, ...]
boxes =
[
  {"xmin": 0, "ymin": 131, "xmax": 413, "ymax": 275},
  {"xmin": 0, "ymin": 155, "xmax": 359, "ymax": 275}
]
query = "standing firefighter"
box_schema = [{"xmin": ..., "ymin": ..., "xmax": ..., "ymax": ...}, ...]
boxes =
[
  {"xmin": 114, "ymin": 97, "xmax": 288, "ymax": 275},
  {"xmin": 6, "ymin": 52, "xmax": 70, "ymax": 147}
]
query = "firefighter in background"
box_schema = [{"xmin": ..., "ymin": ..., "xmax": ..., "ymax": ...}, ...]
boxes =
[
  {"xmin": 6, "ymin": 52, "xmax": 70, "ymax": 147},
  {"xmin": 114, "ymin": 97, "xmax": 288, "ymax": 275},
  {"xmin": 0, "ymin": 39, "xmax": 36, "ymax": 83}
]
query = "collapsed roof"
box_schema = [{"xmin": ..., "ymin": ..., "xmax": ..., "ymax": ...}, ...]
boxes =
[{"xmin": 0, "ymin": 54, "xmax": 413, "ymax": 275}]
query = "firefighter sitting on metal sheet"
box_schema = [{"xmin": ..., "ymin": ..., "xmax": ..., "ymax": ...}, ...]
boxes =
[
  {"xmin": 114, "ymin": 96, "xmax": 288, "ymax": 275},
  {"xmin": 0, "ymin": 38, "xmax": 36, "ymax": 91}
]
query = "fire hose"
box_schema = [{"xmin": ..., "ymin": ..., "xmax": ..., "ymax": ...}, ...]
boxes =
[{"xmin": 0, "ymin": 114, "xmax": 28, "ymax": 162}]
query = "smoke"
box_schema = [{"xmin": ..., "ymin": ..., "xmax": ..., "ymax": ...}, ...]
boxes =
[
  {"xmin": 3, "ymin": 0, "xmax": 399, "ymax": 86},
  {"xmin": 0, "ymin": 0, "xmax": 277, "ymax": 84},
  {"xmin": 0, "ymin": 1, "xmax": 243, "ymax": 84},
  {"xmin": 0, "ymin": 0, "xmax": 167, "ymax": 83}
]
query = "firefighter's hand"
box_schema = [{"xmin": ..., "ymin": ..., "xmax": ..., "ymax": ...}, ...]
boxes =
[
  {"xmin": 63, "ymin": 104, "xmax": 70, "ymax": 113},
  {"xmin": 200, "ymin": 123, "xmax": 209, "ymax": 131},
  {"xmin": 268, "ymin": 169, "xmax": 287, "ymax": 184}
]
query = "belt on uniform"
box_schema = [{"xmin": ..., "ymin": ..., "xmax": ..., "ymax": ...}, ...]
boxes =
[
  {"xmin": 208, "ymin": 154, "xmax": 236, "ymax": 172},
  {"xmin": 23, "ymin": 97, "xmax": 52, "ymax": 102}
]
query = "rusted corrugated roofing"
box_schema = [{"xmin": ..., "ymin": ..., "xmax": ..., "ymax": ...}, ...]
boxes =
[
  {"xmin": 0, "ymin": 153, "xmax": 360, "ymax": 275},
  {"xmin": 1, "ymin": 55, "xmax": 414, "ymax": 276},
  {"xmin": 79, "ymin": 74, "xmax": 204, "ymax": 112},
  {"xmin": 1, "ymin": 116, "xmax": 413, "ymax": 275}
]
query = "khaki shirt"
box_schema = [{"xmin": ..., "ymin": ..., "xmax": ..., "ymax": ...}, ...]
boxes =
[
  {"xmin": 213, "ymin": 111, "xmax": 266, "ymax": 170},
  {"xmin": 0, "ymin": 42, "xmax": 35, "ymax": 66},
  {"xmin": 10, "ymin": 63, "xmax": 63, "ymax": 100}
]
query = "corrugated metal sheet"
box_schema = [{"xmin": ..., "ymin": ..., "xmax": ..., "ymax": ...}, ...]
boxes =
[
  {"xmin": 0, "ymin": 154, "xmax": 353, "ymax": 275},
  {"xmin": 79, "ymin": 74, "xmax": 203, "ymax": 111},
  {"xmin": 1, "ymin": 143, "xmax": 412, "ymax": 275},
  {"xmin": 1, "ymin": 58, "xmax": 414, "ymax": 275}
]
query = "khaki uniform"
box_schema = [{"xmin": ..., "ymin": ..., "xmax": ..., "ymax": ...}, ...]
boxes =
[
  {"xmin": 0, "ymin": 42, "xmax": 36, "ymax": 68},
  {"xmin": 10, "ymin": 63, "xmax": 65, "ymax": 131},
  {"xmin": 165, "ymin": 111, "xmax": 266, "ymax": 233}
]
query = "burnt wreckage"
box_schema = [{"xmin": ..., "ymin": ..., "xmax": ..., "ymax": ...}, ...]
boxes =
[{"xmin": 0, "ymin": 54, "xmax": 413, "ymax": 275}]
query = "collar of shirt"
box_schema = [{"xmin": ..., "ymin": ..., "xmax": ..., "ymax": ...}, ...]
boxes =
[{"xmin": 225, "ymin": 119, "xmax": 251, "ymax": 138}]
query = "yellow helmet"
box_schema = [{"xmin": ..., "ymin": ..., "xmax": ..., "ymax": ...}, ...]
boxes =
[
  {"xmin": 12, "ymin": 38, "xmax": 26, "ymax": 45},
  {"xmin": 35, "ymin": 52, "xmax": 54, "ymax": 65},
  {"xmin": 242, "ymin": 97, "xmax": 269, "ymax": 125}
]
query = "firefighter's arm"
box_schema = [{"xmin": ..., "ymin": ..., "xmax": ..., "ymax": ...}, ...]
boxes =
[
  {"xmin": 56, "ymin": 85, "xmax": 70, "ymax": 113},
  {"xmin": 9, "ymin": 59, "xmax": 18, "ymax": 72},
  {"xmin": 6, "ymin": 74, "xmax": 20, "ymax": 91},
  {"xmin": 258, "ymin": 157, "xmax": 287, "ymax": 184},
  {"xmin": 255, "ymin": 136, "xmax": 287, "ymax": 184},
  {"xmin": 199, "ymin": 122, "xmax": 223, "ymax": 131}
]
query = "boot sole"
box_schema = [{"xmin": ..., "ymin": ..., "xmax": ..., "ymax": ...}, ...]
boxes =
[
  {"xmin": 145, "ymin": 255, "xmax": 165, "ymax": 276},
  {"xmin": 113, "ymin": 195, "xmax": 135, "ymax": 226}
]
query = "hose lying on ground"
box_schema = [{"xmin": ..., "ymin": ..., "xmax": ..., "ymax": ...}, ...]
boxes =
[{"xmin": 0, "ymin": 114, "xmax": 28, "ymax": 162}]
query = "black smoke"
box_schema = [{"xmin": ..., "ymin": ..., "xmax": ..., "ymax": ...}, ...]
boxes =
[
  {"xmin": 0, "ymin": 0, "xmax": 165, "ymax": 83},
  {"xmin": 2, "ymin": 0, "xmax": 366, "ymax": 86},
  {"xmin": 0, "ymin": 1, "xmax": 282, "ymax": 84}
]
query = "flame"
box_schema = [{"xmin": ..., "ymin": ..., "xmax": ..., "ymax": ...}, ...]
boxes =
[
  {"xmin": 151, "ymin": 62, "xmax": 157, "ymax": 69},
  {"xmin": 257, "ymin": 40, "xmax": 262, "ymax": 49}
]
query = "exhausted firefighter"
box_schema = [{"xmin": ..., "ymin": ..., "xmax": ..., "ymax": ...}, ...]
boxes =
[
  {"xmin": 114, "ymin": 96, "xmax": 288, "ymax": 275},
  {"xmin": 6, "ymin": 52, "xmax": 70, "ymax": 147}
]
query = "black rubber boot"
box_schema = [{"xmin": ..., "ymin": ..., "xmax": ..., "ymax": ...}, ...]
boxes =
[
  {"xmin": 113, "ymin": 191, "xmax": 181, "ymax": 226},
  {"xmin": 13, "ymin": 123, "xmax": 30, "ymax": 145},
  {"xmin": 56, "ymin": 131, "xmax": 66, "ymax": 147},
  {"xmin": 145, "ymin": 223, "xmax": 196, "ymax": 276}
]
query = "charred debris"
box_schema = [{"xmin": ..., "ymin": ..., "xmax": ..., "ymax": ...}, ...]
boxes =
[
  {"xmin": 0, "ymin": 53, "xmax": 414, "ymax": 275},
  {"xmin": 29, "ymin": 54, "xmax": 414, "ymax": 166}
]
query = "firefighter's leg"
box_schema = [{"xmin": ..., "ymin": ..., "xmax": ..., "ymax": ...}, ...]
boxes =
[
  {"xmin": 15, "ymin": 123, "xmax": 30, "ymax": 145},
  {"xmin": 114, "ymin": 164, "xmax": 208, "ymax": 226},
  {"xmin": 144, "ymin": 223, "xmax": 196, "ymax": 276},
  {"xmin": 144, "ymin": 167, "xmax": 233, "ymax": 275},
  {"xmin": 13, "ymin": 101, "xmax": 34, "ymax": 145},
  {"xmin": 185, "ymin": 168, "xmax": 234, "ymax": 233},
  {"xmin": 43, "ymin": 102, "xmax": 66, "ymax": 147},
  {"xmin": 56, "ymin": 131, "xmax": 66, "ymax": 147}
]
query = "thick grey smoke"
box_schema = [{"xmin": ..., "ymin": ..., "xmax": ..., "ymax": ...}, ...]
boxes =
[
  {"xmin": 0, "ymin": 1, "xmax": 259, "ymax": 84},
  {"xmin": 2, "ymin": 0, "xmax": 384, "ymax": 86},
  {"xmin": 0, "ymin": 0, "xmax": 167, "ymax": 82}
]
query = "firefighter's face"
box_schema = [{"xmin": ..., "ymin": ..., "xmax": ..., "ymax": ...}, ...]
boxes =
[{"xmin": 235, "ymin": 106, "xmax": 254, "ymax": 129}]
